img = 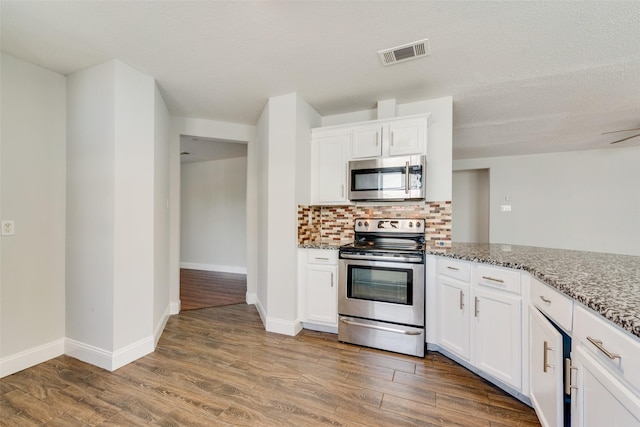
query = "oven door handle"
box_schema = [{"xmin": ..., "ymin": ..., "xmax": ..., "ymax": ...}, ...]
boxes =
[
  {"xmin": 340, "ymin": 317, "xmax": 422, "ymax": 335},
  {"xmin": 340, "ymin": 253, "xmax": 423, "ymax": 263}
]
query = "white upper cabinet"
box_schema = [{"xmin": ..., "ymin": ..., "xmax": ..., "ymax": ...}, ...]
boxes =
[
  {"xmin": 351, "ymin": 116, "xmax": 427, "ymax": 159},
  {"xmin": 352, "ymin": 124, "xmax": 383, "ymax": 158},
  {"xmin": 311, "ymin": 130, "xmax": 350, "ymax": 205}
]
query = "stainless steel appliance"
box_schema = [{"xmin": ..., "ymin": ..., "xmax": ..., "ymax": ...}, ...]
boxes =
[
  {"xmin": 338, "ymin": 218, "xmax": 426, "ymax": 357},
  {"xmin": 347, "ymin": 155, "xmax": 426, "ymax": 202}
]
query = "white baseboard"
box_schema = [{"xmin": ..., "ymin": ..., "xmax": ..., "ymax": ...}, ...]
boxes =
[
  {"xmin": 65, "ymin": 335, "xmax": 155, "ymax": 372},
  {"xmin": 0, "ymin": 338, "xmax": 65, "ymax": 378},
  {"xmin": 255, "ymin": 299, "xmax": 267, "ymax": 327},
  {"xmin": 180, "ymin": 262, "xmax": 247, "ymax": 275},
  {"xmin": 169, "ymin": 300, "xmax": 181, "ymax": 315},
  {"xmin": 154, "ymin": 304, "xmax": 172, "ymax": 346},
  {"xmin": 265, "ymin": 317, "xmax": 303, "ymax": 336},
  {"xmin": 246, "ymin": 292, "xmax": 257, "ymax": 305}
]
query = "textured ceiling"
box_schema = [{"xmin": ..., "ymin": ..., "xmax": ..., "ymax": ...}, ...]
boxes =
[{"xmin": 2, "ymin": 1, "xmax": 639, "ymax": 159}]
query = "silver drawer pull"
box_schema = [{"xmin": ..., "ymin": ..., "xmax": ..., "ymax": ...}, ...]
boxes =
[
  {"xmin": 565, "ymin": 358, "xmax": 578, "ymax": 395},
  {"xmin": 482, "ymin": 276, "xmax": 504, "ymax": 284},
  {"xmin": 314, "ymin": 257, "xmax": 329, "ymax": 261},
  {"xmin": 474, "ymin": 297, "xmax": 479, "ymax": 317},
  {"xmin": 447, "ymin": 266, "xmax": 460, "ymax": 271},
  {"xmin": 459, "ymin": 290, "xmax": 464, "ymax": 310},
  {"xmin": 540, "ymin": 296, "xmax": 552, "ymax": 304},
  {"xmin": 340, "ymin": 318, "xmax": 422, "ymax": 335},
  {"xmin": 587, "ymin": 336, "xmax": 621, "ymax": 360},
  {"xmin": 543, "ymin": 341, "xmax": 554, "ymax": 373}
]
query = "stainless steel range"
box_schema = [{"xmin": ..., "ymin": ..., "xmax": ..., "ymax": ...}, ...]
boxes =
[{"xmin": 338, "ymin": 218, "xmax": 425, "ymax": 357}]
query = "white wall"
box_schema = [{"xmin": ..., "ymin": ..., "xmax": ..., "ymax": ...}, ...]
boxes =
[
  {"xmin": 169, "ymin": 117, "xmax": 256, "ymax": 311},
  {"xmin": 153, "ymin": 84, "xmax": 171, "ymax": 337},
  {"xmin": 322, "ymin": 96, "xmax": 453, "ymax": 201},
  {"xmin": 66, "ymin": 60, "xmax": 116, "ymax": 353},
  {"xmin": 452, "ymin": 169, "xmax": 490, "ymax": 243},
  {"xmin": 0, "ymin": 53, "xmax": 67, "ymax": 376},
  {"xmin": 180, "ymin": 156, "xmax": 247, "ymax": 273},
  {"xmin": 254, "ymin": 93, "xmax": 320, "ymax": 335},
  {"xmin": 454, "ymin": 146, "xmax": 640, "ymax": 256},
  {"xmin": 66, "ymin": 60, "xmax": 163, "ymax": 370}
]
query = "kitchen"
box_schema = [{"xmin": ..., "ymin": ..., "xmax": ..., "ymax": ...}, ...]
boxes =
[{"xmin": 2, "ymin": 2, "xmax": 640, "ymax": 426}]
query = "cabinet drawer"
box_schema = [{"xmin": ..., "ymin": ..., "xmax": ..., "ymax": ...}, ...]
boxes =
[
  {"xmin": 530, "ymin": 277, "xmax": 573, "ymax": 332},
  {"xmin": 437, "ymin": 258, "xmax": 471, "ymax": 282},
  {"xmin": 476, "ymin": 265, "xmax": 521, "ymax": 294},
  {"xmin": 307, "ymin": 249, "xmax": 338, "ymax": 265},
  {"xmin": 574, "ymin": 304, "xmax": 640, "ymax": 392}
]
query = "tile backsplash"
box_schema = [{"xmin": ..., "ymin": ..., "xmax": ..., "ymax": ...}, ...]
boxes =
[{"xmin": 297, "ymin": 202, "xmax": 451, "ymax": 247}]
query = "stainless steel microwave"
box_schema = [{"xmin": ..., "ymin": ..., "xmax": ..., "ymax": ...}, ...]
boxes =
[{"xmin": 347, "ymin": 155, "xmax": 426, "ymax": 202}]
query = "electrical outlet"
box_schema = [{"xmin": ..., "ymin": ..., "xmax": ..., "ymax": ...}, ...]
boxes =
[
  {"xmin": 1, "ymin": 220, "xmax": 15, "ymax": 236},
  {"xmin": 500, "ymin": 205, "xmax": 512, "ymax": 212}
]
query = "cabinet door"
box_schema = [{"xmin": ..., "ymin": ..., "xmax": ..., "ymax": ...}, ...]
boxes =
[
  {"xmin": 314, "ymin": 134, "xmax": 349, "ymax": 204},
  {"xmin": 388, "ymin": 118, "xmax": 426, "ymax": 156},
  {"xmin": 530, "ymin": 306, "xmax": 564, "ymax": 427},
  {"xmin": 571, "ymin": 345, "xmax": 640, "ymax": 427},
  {"xmin": 306, "ymin": 265, "xmax": 338, "ymax": 325},
  {"xmin": 437, "ymin": 276, "xmax": 471, "ymax": 360},
  {"xmin": 352, "ymin": 124, "xmax": 382, "ymax": 158},
  {"xmin": 474, "ymin": 288, "xmax": 522, "ymax": 389}
]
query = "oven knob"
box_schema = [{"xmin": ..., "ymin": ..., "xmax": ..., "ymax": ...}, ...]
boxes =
[
  {"xmin": 364, "ymin": 221, "xmax": 369, "ymax": 227},
  {"xmin": 416, "ymin": 221, "xmax": 421, "ymax": 228},
  {"xmin": 408, "ymin": 222, "xmax": 413, "ymax": 228},
  {"xmin": 377, "ymin": 222, "xmax": 385, "ymax": 229},
  {"xmin": 357, "ymin": 221, "xmax": 362, "ymax": 227}
]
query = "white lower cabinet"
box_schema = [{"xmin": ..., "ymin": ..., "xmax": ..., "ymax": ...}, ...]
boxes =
[
  {"xmin": 530, "ymin": 305, "xmax": 565, "ymax": 427},
  {"xmin": 571, "ymin": 344, "xmax": 640, "ymax": 426},
  {"xmin": 474, "ymin": 287, "xmax": 522, "ymax": 389},
  {"xmin": 436, "ymin": 259, "xmax": 523, "ymax": 391},
  {"xmin": 298, "ymin": 249, "xmax": 338, "ymax": 329},
  {"xmin": 437, "ymin": 276, "xmax": 471, "ymax": 360}
]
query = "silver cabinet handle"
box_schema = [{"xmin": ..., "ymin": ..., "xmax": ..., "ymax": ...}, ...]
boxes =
[
  {"xmin": 376, "ymin": 129, "xmax": 380, "ymax": 147},
  {"xmin": 314, "ymin": 257, "xmax": 329, "ymax": 261},
  {"xmin": 341, "ymin": 184, "xmax": 344, "ymax": 198},
  {"xmin": 474, "ymin": 297, "xmax": 479, "ymax": 317},
  {"xmin": 459, "ymin": 290, "xmax": 464, "ymax": 310},
  {"xmin": 565, "ymin": 358, "xmax": 578, "ymax": 395},
  {"xmin": 391, "ymin": 130, "xmax": 395, "ymax": 146},
  {"xmin": 340, "ymin": 317, "xmax": 422, "ymax": 335},
  {"xmin": 447, "ymin": 266, "xmax": 460, "ymax": 271},
  {"xmin": 330, "ymin": 272, "xmax": 334, "ymax": 288},
  {"xmin": 540, "ymin": 295, "xmax": 552, "ymax": 304},
  {"xmin": 543, "ymin": 341, "xmax": 554, "ymax": 373},
  {"xmin": 587, "ymin": 336, "xmax": 621, "ymax": 360},
  {"xmin": 482, "ymin": 276, "xmax": 504, "ymax": 284},
  {"xmin": 404, "ymin": 161, "xmax": 410, "ymax": 194}
]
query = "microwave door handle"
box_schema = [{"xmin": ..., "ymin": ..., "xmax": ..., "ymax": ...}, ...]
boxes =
[{"xmin": 405, "ymin": 161, "xmax": 410, "ymax": 194}]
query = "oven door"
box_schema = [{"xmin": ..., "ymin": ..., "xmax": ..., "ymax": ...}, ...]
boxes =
[{"xmin": 338, "ymin": 257, "xmax": 424, "ymax": 327}]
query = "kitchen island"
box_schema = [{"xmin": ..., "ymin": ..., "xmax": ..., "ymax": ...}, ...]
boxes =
[{"xmin": 426, "ymin": 243, "xmax": 640, "ymax": 339}]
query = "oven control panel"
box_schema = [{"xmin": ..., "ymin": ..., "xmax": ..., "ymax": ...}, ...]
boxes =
[{"xmin": 354, "ymin": 218, "xmax": 424, "ymax": 233}]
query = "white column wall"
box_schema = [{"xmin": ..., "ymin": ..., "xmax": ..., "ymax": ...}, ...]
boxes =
[
  {"xmin": 66, "ymin": 61, "xmax": 116, "ymax": 353},
  {"xmin": 153, "ymin": 84, "xmax": 171, "ymax": 338},
  {"xmin": 0, "ymin": 53, "xmax": 67, "ymax": 377}
]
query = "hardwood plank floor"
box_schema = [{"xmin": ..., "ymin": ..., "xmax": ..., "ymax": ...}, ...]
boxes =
[
  {"xmin": 180, "ymin": 269, "xmax": 246, "ymax": 310},
  {"xmin": 0, "ymin": 304, "xmax": 541, "ymax": 426}
]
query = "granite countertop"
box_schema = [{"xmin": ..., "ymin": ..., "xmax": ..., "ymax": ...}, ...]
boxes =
[
  {"xmin": 298, "ymin": 240, "xmax": 342, "ymax": 250},
  {"xmin": 426, "ymin": 243, "xmax": 640, "ymax": 339}
]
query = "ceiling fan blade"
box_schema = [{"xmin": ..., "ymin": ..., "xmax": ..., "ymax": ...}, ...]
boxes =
[
  {"xmin": 610, "ymin": 133, "xmax": 640, "ymax": 144},
  {"xmin": 602, "ymin": 127, "xmax": 640, "ymax": 135}
]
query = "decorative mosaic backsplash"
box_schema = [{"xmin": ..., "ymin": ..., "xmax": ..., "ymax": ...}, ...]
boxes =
[{"xmin": 297, "ymin": 201, "xmax": 452, "ymax": 247}]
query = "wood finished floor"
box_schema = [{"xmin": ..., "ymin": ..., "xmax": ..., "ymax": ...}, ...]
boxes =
[
  {"xmin": 0, "ymin": 304, "xmax": 541, "ymax": 426},
  {"xmin": 180, "ymin": 269, "xmax": 246, "ymax": 310}
]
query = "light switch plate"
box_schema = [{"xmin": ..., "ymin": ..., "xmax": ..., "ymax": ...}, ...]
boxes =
[{"xmin": 1, "ymin": 220, "xmax": 15, "ymax": 236}]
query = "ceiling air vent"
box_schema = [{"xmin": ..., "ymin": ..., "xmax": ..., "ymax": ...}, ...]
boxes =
[{"xmin": 378, "ymin": 39, "xmax": 430, "ymax": 66}]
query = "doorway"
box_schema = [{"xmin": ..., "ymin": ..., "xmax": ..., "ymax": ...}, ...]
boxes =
[
  {"xmin": 452, "ymin": 169, "xmax": 490, "ymax": 243},
  {"xmin": 179, "ymin": 135, "xmax": 248, "ymax": 310}
]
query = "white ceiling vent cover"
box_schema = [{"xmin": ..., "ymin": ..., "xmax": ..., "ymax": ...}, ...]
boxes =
[{"xmin": 378, "ymin": 39, "xmax": 430, "ymax": 66}]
